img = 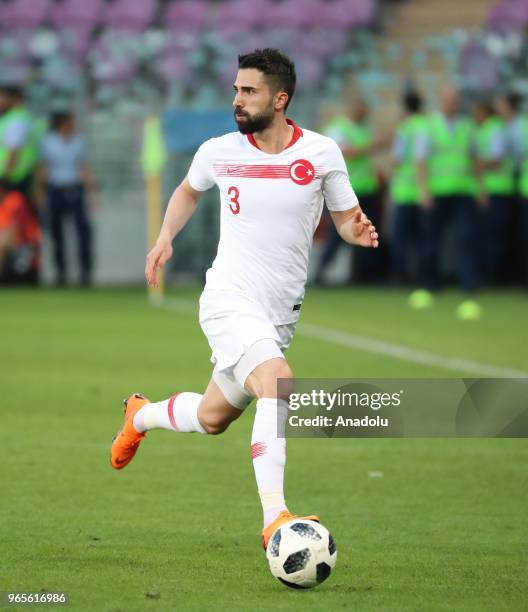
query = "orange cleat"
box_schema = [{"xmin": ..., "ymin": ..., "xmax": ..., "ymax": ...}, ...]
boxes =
[
  {"xmin": 262, "ymin": 510, "xmax": 320, "ymax": 550},
  {"xmin": 110, "ymin": 393, "xmax": 150, "ymax": 470}
]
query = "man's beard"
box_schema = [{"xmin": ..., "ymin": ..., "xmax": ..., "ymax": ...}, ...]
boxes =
[{"xmin": 234, "ymin": 106, "xmax": 274, "ymax": 134}]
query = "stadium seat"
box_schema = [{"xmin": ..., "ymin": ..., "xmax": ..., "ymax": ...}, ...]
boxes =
[
  {"xmin": 164, "ymin": 0, "xmax": 210, "ymax": 32},
  {"xmin": 28, "ymin": 29, "xmax": 60, "ymax": 60},
  {"xmin": 459, "ymin": 38, "xmax": 499, "ymax": 90},
  {"xmin": 0, "ymin": 29, "xmax": 32, "ymax": 61},
  {"xmin": 323, "ymin": 0, "xmax": 377, "ymax": 29},
  {"xmin": 0, "ymin": 0, "xmax": 52, "ymax": 29},
  {"xmin": 216, "ymin": 0, "xmax": 261, "ymax": 30},
  {"xmin": 0, "ymin": 58, "xmax": 32, "ymax": 84},
  {"xmin": 159, "ymin": 53, "xmax": 189, "ymax": 80},
  {"xmin": 488, "ymin": 0, "xmax": 528, "ymax": 30},
  {"xmin": 101, "ymin": 0, "xmax": 158, "ymax": 33},
  {"xmin": 40, "ymin": 54, "xmax": 83, "ymax": 90},
  {"xmin": 294, "ymin": 29, "xmax": 347, "ymax": 58},
  {"xmin": 264, "ymin": 0, "xmax": 309, "ymax": 28},
  {"xmin": 56, "ymin": 27, "xmax": 93, "ymax": 63},
  {"xmin": 50, "ymin": 0, "xmax": 103, "ymax": 31},
  {"xmin": 294, "ymin": 56, "xmax": 324, "ymax": 91}
]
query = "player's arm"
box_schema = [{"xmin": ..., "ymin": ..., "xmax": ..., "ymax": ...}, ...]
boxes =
[
  {"xmin": 5, "ymin": 149, "xmax": 20, "ymax": 175},
  {"xmin": 145, "ymin": 178, "xmax": 202, "ymax": 287},
  {"xmin": 416, "ymin": 161, "xmax": 432, "ymax": 209},
  {"xmin": 330, "ymin": 206, "xmax": 378, "ymax": 248},
  {"xmin": 323, "ymin": 139, "xmax": 378, "ymax": 248},
  {"xmin": 415, "ymin": 131, "xmax": 432, "ymax": 209},
  {"xmin": 477, "ymin": 130, "xmax": 505, "ymax": 172}
]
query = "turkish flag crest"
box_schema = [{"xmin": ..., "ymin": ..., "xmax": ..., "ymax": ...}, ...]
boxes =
[{"xmin": 289, "ymin": 159, "xmax": 315, "ymax": 185}]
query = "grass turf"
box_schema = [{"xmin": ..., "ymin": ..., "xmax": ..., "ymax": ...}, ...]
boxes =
[{"xmin": 1, "ymin": 287, "xmax": 527, "ymax": 611}]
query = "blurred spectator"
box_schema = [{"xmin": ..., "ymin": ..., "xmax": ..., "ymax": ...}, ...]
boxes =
[
  {"xmin": 513, "ymin": 104, "xmax": 528, "ymax": 287},
  {"xmin": 419, "ymin": 86, "xmax": 480, "ymax": 294},
  {"xmin": 495, "ymin": 93, "xmax": 526, "ymax": 284},
  {"xmin": 36, "ymin": 112, "xmax": 97, "ymax": 287},
  {"xmin": 0, "ymin": 179, "xmax": 40, "ymax": 285},
  {"xmin": 495, "ymin": 93, "xmax": 524, "ymax": 174},
  {"xmin": 0, "ymin": 85, "xmax": 40, "ymax": 197},
  {"xmin": 389, "ymin": 91, "xmax": 428, "ymax": 285},
  {"xmin": 316, "ymin": 98, "xmax": 389, "ymax": 284},
  {"xmin": 473, "ymin": 100, "xmax": 515, "ymax": 285},
  {"xmin": 521, "ymin": 112, "xmax": 528, "ymax": 287}
]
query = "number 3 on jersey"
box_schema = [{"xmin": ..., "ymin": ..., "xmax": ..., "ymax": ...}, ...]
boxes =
[{"xmin": 227, "ymin": 186, "xmax": 240, "ymax": 215}]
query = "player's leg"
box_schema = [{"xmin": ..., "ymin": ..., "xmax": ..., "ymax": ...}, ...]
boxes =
[
  {"xmin": 245, "ymin": 356, "xmax": 291, "ymax": 526},
  {"xmin": 133, "ymin": 375, "xmax": 246, "ymax": 435},
  {"xmin": 110, "ymin": 374, "xmax": 249, "ymax": 469},
  {"xmin": 241, "ymin": 350, "xmax": 319, "ymax": 546}
]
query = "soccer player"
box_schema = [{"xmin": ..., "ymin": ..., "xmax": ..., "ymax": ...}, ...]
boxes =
[{"xmin": 110, "ymin": 49, "xmax": 378, "ymax": 549}]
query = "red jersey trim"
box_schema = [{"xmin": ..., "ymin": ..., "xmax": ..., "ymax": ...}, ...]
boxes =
[
  {"xmin": 246, "ymin": 118, "xmax": 303, "ymax": 151},
  {"xmin": 214, "ymin": 163, "xmax": 324, "ymax": 179}
]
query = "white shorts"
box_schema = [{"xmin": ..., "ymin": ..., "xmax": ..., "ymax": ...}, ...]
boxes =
[{"xmin": 199, "ymin": 289, "xmax": 298, "ymax": 409}]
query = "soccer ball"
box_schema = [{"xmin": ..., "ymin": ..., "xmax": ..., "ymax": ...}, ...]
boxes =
[{"xmin": 266, "ymin": 519, "xmax": 337, "ymax": 589}]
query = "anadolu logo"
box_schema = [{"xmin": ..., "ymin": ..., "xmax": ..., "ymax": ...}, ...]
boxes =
[{"xmin": 289, "ymin": 159, "xmax": 315, "ymax": 185}]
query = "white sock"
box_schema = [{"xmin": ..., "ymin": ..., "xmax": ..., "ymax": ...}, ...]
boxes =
[
  {"xmin": 133, "ymin": 392, "xmax": 206, "ymax": 433},
  {"xmin": 251, "ymin": 398, "xmax": 288, "ymax": 527}
]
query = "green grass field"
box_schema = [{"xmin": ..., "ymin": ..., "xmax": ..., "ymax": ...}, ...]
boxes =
[{"xmin": 1, "ymin": 287, "xmax": 527, "ymax": 611}]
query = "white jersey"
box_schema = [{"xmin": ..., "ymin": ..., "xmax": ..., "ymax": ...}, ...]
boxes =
[{"xmin": 187, "ymin": 119, "xmax": 358, "ymax": 324}]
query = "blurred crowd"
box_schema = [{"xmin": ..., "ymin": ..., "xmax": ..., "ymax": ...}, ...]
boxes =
[
  {"xmin": 0, "ymin": 84, "xmax": 96, "ymax": 286},
  {"xmin": 317, "ymin": 86, "xmax": 528, "ymax": 291},
  {"xmin": 2, "ymin": 79, "xmax": 528, "ymax": 292}
]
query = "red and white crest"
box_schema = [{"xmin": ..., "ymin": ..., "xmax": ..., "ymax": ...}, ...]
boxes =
[{"xmin": 289, "ymin": 159, "xmax": 315, "ymax": 185}]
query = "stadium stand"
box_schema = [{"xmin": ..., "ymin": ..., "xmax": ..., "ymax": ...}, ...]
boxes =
[{"xmin": 0, "ymin": 0, "xmax": 526, "ymax": 284}]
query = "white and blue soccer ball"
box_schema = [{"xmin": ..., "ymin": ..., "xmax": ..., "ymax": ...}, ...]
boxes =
[{"xmin": 266, "ymin": 519, "xmax": 337, "ymax": 589}]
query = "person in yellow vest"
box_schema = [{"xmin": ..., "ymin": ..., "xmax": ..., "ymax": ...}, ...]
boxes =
[
  {"xmin": 316, "ymin": 98, "xmax": 388, "ymax": 284},
  {"xmin": 495, "ymin": 93, "xmax": 527, "ymax": 285},
  {"xmin": 0, "ymin": 85, "xmax": 39, "ymax": 198},
  {"xmin": 417, "ymin": 86, "xmax": 480, "ymax": 307},
  {"xmin": 473, "ymin": 100, "xmax": 516, "ymax": 285},
  {"xmin": 515, "ymin": 103, "xmax": 528, "ymax": 287},
  {"xmin": 390, "ymin": 91, "xmax": 429, "ymax": 284}
]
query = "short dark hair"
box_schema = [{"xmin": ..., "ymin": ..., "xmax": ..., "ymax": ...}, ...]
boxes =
[
  {"xmin": 506, "ymin": 92, "xmax": 521, "ymax": 111},
  {"xmin": 403, "ymin": 91, "xmax": 423, "ymax": 114},
  {"xmin": 238, "ymin": 48, "xmax": 296, "ymax": 110},
  {"xmin": 0, "ymin": 84, "xmax": 24, "ymax": 98},
  {"xmin": 50, "ymin": 111, "xmax": 74, "ymax": 131},
  {"xmin": 474, "ymin": 99, "xmax": 494, "ymax": 116}
]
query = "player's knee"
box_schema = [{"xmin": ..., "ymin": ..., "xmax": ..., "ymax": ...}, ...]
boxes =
[
  {"xmin": 275, "ymin": 361, "xmax": 294, "ymax": 381},
  {"xmin": 252, "ymin": 360, "xmax": 294, "ymax": 399},
  {"xmin": 200, "ymin": 413, "xmax": 231, "ymax": 435}
]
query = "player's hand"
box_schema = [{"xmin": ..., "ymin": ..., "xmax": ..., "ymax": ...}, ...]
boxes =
[
  {"xmin": 145, "ymin": 239, "xmax": 173, "ymax": 287},
  {"xmin": 351, "ymin": 209, "xmax": 379, "ymax": 248},
  {"xmin": 477, "ymin": 192, "xmax": 490, "ymax": 209},
  {"xmin": 87, "ymin": 190, "xmax": 101, "ymax": 212},
  {"xmin": 420, "ymin": 192, "xmax": 433, "ymax": 210}
]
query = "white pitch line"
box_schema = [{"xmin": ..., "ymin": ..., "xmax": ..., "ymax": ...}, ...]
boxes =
[
  {"xmin": 298, "ymin": 322, "xmax": 528, "ymax": 378},
  {"xmin": 158, "ymin": 297, "xmax": 528, "ymax": 378}
]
